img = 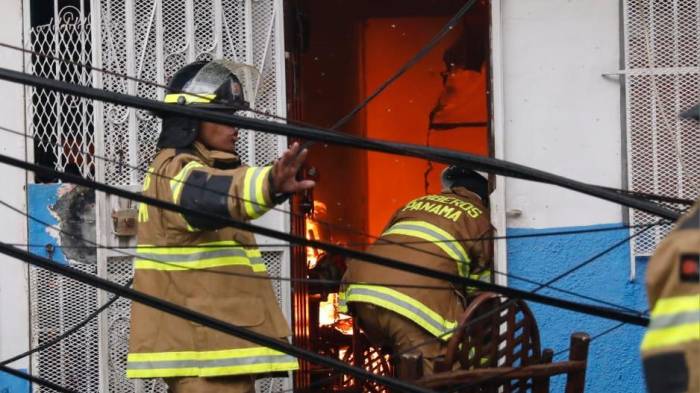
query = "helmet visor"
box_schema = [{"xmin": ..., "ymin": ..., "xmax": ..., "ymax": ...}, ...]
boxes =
[{"xmin": 182, "ymin": 60, "xmax": 261, "ymax": 110}]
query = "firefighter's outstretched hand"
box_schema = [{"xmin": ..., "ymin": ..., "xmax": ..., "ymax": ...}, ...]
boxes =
[{"xmin": 271, "ymin": 142, "xmax": 315, "ymax": 194}]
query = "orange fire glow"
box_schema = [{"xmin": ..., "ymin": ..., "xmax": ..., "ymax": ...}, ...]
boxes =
[
  {"xmin": 305, "ymin": 201, "xmax": 328, "ymax": 269},
  {"xmin": 318, "ymin": 293, "xmax": 353, "ymax": 335}
]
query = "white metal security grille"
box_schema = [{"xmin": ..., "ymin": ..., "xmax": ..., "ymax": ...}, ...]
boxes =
[
  {"xmin": 30, "ymin": 263, "xmax": 100, "ymax": 392},
  {"xmin": 623, "ymin": 0, "xmax": 700, "ymax": 258},
  {"xmin": 94, "ymin": 0, "xmax": 287, "ymax": 186},
  {"xmin": 27, "ymin": 1, "xmax": 291, "ymax": 392},
  {"xmin": 29, "ymin": 3, "xmax": 94, "ymax": 179}
]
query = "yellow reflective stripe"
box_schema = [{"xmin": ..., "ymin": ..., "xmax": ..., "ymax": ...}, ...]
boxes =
[
  {"xmin": 641, "ymin": 322, "xmax": 700, "ymax": 351},
  {"xmin": 170, "ymin": 161, "xmax": 205, "ymax": 204},
  {"xmin": 345, "ymin": 284, "xmax": 456, "ymax": 340},
  {"xmin": 243, "ymin": 166, "xmax": 273, "ymax": 219},
  {"xmin": 138, "ymin": 167, "xmax": 154, "ymax": 223},
  {"xmin": 127, "ymin": 347, "xmax": 299, "ymax": 378},
  {"xmin": 127, "ymin": 362, "xmax": 300, "ymax": 379},
  {"xmin": 650, "ymin": 294, "xmax": 700, "ymax": 317},
  {"xmin": 134, "ymin": 242, "xmax": 266, "ymax": 272},
  {"xmin": 136, "ymin": 241, "xmax": 243, "ymax": 255},
  {"xmin": 163, "ymin": 93, "xmax": 216, "ymax": 104},
  {"xmin": 338, "ymin": 291, "xmax": 348, "ymax": 313},
  {"xmin": 469, "ymin": 270, "xmax": 491, "ymax": 283},
  {"xmin": 134, "ymin": 257, "xmax": 267, "ymax": 272},
  {"xmin": 128, "ymin": 347, "xmax": 288, "ymax": 362},
  {"xmin": 243, "ymin": 168, "xmax": 256, "ymax": 217},
  {"xmin": 383, "ymin": 220, "xmax": 470, "ymax": 277}
]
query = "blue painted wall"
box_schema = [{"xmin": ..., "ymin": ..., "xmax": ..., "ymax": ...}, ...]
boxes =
[
  {"xmin": 27, "ymin": 183, "xmax": 67, "ymax": 264},
  {"xmin": 507, "ymin": 223, "xmax": 648, "ymax": 393},
  {"xmin": 0, "ymin": 369, "xmax": 29, "ymax": 393}
]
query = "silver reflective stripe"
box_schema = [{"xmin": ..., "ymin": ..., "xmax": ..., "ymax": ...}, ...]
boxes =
[
  {"xmin": 250, "ymin": 257, "xmax": 266, "ymax": 270},
  {"xmin": 346, "ymin": 287, "xmax": 450, "ymax": 335},
  {"xmin": 648, "ymin": 311, "xmax": 700, "ymax": 331},
  {"xmin": 127, "ymin": 354, "xmax": 297, "ymax": 370},
  {"xmin": 136, "ymin": 248, "xmax": 248, "ymax": 262},
  {"xmin": 249, "ymin": 167, "xmax": 267, "ymax": 216},
  {"xmin": 391, "ymin": 222, "xmax": 467, "ymax": 263}
]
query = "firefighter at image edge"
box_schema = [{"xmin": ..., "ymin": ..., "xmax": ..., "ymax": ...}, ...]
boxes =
[
  {"xmin": 126, "ymin": 59, "xmax": 315, "ymax": 393},
  {"xmin": 341, "ymin": 166, "xmax": 495, "ymax": 376},
  {"xmin": 641, "ymin": 102, "xmax": 700, "ymax": 393}
]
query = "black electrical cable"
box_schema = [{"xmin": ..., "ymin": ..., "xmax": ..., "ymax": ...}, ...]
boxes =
[
  {"xmin": 0, "ymin": 280, "xmax": 132, "ymax": 366},
  {"xmin": 3, "ymin": 197, "xmax": 649, "ymax": 391},
  {"xmin": 0, "ymin": 242, "xmax": 437, "ymax": 393},
  {"xmin": 4, "ymin": 120, "xmax": 674, "ymax": 247},
  {"xmin": 2, "ymin": 197, "xmax": 646, "ymax": 318},
  {"xmin": 2, "ymin": 124, "xmax": 669, "ymax": 253},
  {"xmin": 602, "ymin": 186, "xmax": 695, "ymax": 206},
  {"xmin": 0, "ymin": 152, "xmax": 649, "ymax": 325},
  {"xmin": 0, "ymin": 208, "xmax": 649, "ymax": 392},
  {"xmin": 0, "ymin": 66, "xmax": 680, "ymax": 222},
  {"xmin": 3, "ymin": 213, "xmax": 667, "ymax": 248},
  {"xmin": 329, "ymin": 0, "xmax": 479, "ymax": 131},
  {"xmin": 0, "ymin": 33, "xmax": 692, "ymax": 206},
  {"xmin": 390, "ymin": 221, "xmax": 656, "ymax": 357}
]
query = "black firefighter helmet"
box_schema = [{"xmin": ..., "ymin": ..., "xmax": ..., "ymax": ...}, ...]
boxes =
[
  {"xmin": 681, "ymin": 103, "xmax": 699, "ymax": 121},
  {"xmin": 157, "ymin": 59, "xmax": 260, "ymax": 149},
  {"xmin": 441, "ymin": 165, "xmax": 490, "ymax": 202}
]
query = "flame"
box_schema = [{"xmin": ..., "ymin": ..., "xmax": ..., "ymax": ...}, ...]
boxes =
[
  {"xmin": 318, "ymin": 293, "xmax": 337, "ymax": 326},
  {"xmin": 318, "ymin": 293, "xmax": 353, "ymax": 335},
  {"xmin": 305, "ymin": 201, "xmax": 328, "ymax": 269}
]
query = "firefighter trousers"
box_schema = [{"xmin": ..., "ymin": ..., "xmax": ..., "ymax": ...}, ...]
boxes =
[
  {"xmin": 353, "ymin": 303, "xmax": 447, "ymax": 376},
  {"xmin": 164, "ymin": 375, "xmax": 255, "ymax": 393}
]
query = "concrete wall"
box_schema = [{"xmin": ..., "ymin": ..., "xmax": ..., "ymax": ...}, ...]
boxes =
[
  {"xmin": 501, "ymin": 0, "xmax": 624, "ymax": 228},
  {"xmin": 498, "ymin": 1, "xmax": 647, "ymax": 392},
  {"xmin": 0, "ymin": 0, "xmax": 30, "ymax": 388}
]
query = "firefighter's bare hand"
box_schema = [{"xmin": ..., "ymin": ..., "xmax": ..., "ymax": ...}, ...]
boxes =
[{"xmin": 271, "ymin": 142, "xmax": 315, "ymax": 194}]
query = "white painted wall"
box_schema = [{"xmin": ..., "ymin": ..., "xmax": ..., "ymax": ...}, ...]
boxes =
[
  {"xmin": 0, "ymin": 0, "xmax": 29, "ymax": 372},
  {"xmin": 500, "ymin": 0, "xmax": 624, "ymax": 229}
]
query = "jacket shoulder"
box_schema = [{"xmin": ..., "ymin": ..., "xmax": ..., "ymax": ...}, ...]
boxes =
[{"xmin": 676, "ymin": 203, "xmax": 700, "ymax": 230}]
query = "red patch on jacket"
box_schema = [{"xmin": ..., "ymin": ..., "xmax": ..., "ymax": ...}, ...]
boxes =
[{"xmin": 680, "ymin": 254, "xmax": 700, "ymax": 282}]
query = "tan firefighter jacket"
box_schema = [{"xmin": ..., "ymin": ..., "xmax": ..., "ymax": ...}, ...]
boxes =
[
  {"xmin": 340, "ymin": 187, "xmax": 493, "ymax": 340},
  {"xmin": 641, "ymin": 201, "xmax": 700, "ymax": 393},
  {"xmin": 127, "ymin": 142, "xmax": 298, "ymax": 379}
]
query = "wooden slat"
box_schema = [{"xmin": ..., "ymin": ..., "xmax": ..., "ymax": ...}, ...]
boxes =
[{"xmin": 416, "ymin": 361, "xmax": 586, "ymax": 389}]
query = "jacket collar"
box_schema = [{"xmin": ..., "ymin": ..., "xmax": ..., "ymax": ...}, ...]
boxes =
[
  {"xmin": 192, "ymin": 142, "xmax": 242, "ymax": 169},
  {"xmin": 447, "ymin": 186, "xmax": 484, "ymax": 203}
]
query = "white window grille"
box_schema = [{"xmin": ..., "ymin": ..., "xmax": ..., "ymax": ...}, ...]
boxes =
[
  {"xmin": 29, "ymin": 2, "xmax": 94, "ymax": 179},
  {"xmin": 623, "ymin": 0, "xmax": 700, "ymax": 259},
  {"xmin": 26, "ymin": 1, "xmax": 290, "ymax": 392}
]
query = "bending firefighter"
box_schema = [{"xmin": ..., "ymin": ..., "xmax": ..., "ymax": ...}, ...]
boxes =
[
  {"xmin": 641, "ymin": 105, "xmax": 700, "ymax": 393},
  {"xmin": 127, "ymin": 60, "xmax": 314, "ymax": 393},
  {"xmin": 341, "ymin": 166, "xmax": 494, "ymax": 375}
]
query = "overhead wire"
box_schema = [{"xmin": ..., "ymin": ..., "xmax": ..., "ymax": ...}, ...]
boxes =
[
  {"xmin": 0, "ymin": 153, "xmax": 651, "ymax": 325},
  {"xmin": 0, "ymin": 3, "xmax": 680, "ymax": 388},
  {"xmin": 386, "ymin": 220, "xmax": 658, "ymax": 357},
  {"xmin": 0, "ymin": 65, "xmax": 681, "ymax": 222},
  {"xmin": 326, "ymin": 0, "xmax": 479, "ymax": 132},
  {"xmin": 0, "ymin": 126, "xmax": 663, "ymax": 311},
  {"xmin": 0, "ymin": 215, "xmax": 666, "ymax": 247},
  {"xmin": 0, "ymin": 242, "xmax": 438, "ymax": 393},
  {"xmin": 0, "ymin": 32, "xmax": 691, "ymax": 206},
  {"xmin": 1, "ymin": 184, "xmax": 653, "ymax": 370},
  {"xmin": 4, "ymin": 3, "xmax": 684, "ymax": 382},
  {"xmin": 1, "ymin": 124, "xmax": 666, "ymax": 251}
]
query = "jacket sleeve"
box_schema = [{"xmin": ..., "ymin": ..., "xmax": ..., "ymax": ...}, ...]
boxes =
[
  {"xmin": 467, "ymin": 222, "xmax": 494, "ymax": 281},
  {"xmin": 165, "ymin": 156, "xmax": 282, "ymax": 231}
]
